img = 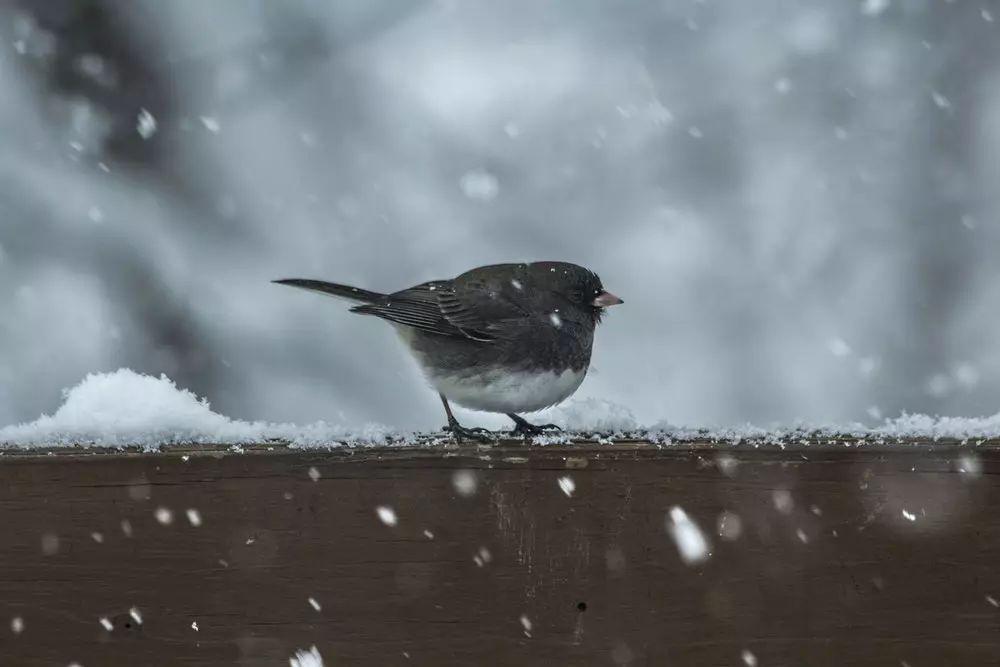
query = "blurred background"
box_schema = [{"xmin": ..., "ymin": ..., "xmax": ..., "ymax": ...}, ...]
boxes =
[{"xmin": 1, "ymin": 0, "xmax": 999, "ymax": 431}]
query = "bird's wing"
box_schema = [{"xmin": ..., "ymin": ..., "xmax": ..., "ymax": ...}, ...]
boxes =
[
  {"xmin": 350, "ymin": 277, "xmax": 531, "ymax": 342},
  {"xmin": 438, "ymin": 272, "xmax": 533, "ymax": 340}
]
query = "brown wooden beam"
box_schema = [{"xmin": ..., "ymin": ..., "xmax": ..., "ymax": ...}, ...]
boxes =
[{"xmin": 1, "ymin": 440, "xmax": 998, "ymax": 665}]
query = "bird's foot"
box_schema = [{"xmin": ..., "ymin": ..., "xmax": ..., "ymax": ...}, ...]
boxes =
[
  {"xmin": 443, "ymin": 421, "xmax": 495, "ymax": 444},
  {"xmin": 507, "ymin": 414, "xmax": 562, "ymax": 439}
]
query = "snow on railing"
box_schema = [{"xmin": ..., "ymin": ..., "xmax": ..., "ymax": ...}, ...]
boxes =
[{"xmin": 2, "ymin": 369, "xmax": 1000, "ymax": 450}]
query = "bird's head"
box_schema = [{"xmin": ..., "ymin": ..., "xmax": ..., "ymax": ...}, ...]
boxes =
[{"xmin": 529, "ymin": 261, "xmax": 623, "ymax": 325}]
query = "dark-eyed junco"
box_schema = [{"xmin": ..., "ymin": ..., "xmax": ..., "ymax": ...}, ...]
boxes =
[{"xmin": 274, "ymin": 261, "xmax": 622, "ymax": 441}]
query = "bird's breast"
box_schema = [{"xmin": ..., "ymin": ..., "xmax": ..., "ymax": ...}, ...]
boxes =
[{"xmin": 427, "ymin": 366, "xmax": 587, "ymax": 414}]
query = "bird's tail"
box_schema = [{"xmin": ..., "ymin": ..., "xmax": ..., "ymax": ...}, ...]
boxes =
[{"xmin": 272, "ymin": 279, "xmax": 384, "ymax": 303}]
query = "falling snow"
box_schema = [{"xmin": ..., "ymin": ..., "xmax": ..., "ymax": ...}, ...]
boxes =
[
  {"xmin": 199, "ymin": 116, "xmax": 221, "ymax": 133},
  {"xmin": 289, "ymin": 645, "xmax": 324, "ymax": 667},
  {"xmin": 308, "ymin": 597, "xmax": 322, "ymax": 612},
  {"xmin": 666, "ymin": 506, "xmax": 710, "ymax": 564},
  {"xmin": 376, "ymin": 506, "xmax": 397, "ymax": 526},
  {"xmin": 772, "ymin": 490, "xmax": 794, "ymax": 515},
  {"xmin": 186, "ymin": 508, "xmax": 203, "ymax": 527},
  {"xmin": 308, "ymin": 466, "xmax": 321, "ymax": 482},
  {"xmin": 557, "ymin": 476, "xmax": 575, "ymax": 497},
  {"xmin": 10, "ymin": 617, "xmax": 24, "ymax": 634},
  {"xmin": 519, "ymin": 614, "xmax": 532, "ymax": 637},
  {"xmin": 861, "ymin": 0, "xmax": 890, "ymax": 16},
  {"xmin": 451, "ymin": 470, "xmax": 478, "ymax": 497},
  {"xmin": 99, "ymin": 617, "xmax": 113, "ymax": 631},
  {"xmin": 931, "ymin": 91, "xmax": 952, "ymax": 110},
  {"xmin": 473, "ymin": 546, "xmax": 493, "ymax": 567},
  {"xmin": 741, "ymin": 649, "xmax": 758, "ymax": 667},
  {"xmin": 549, "ymin": 312, "xmax": 563, "ymax": 328},
  {"xmin": 136, "ymin": 108, "xmax": 157, "ymax": 139},
  {"xmin": 41, "ymin": 533, "xmax": 59, "ymax": 555},
  {"xmin": 717, "ymin": 511, "xmax": 742, "ymax": 541},
  {"xmin": 154, "ymin": 507, "xmax": 174, "ymax": 525},
  {"xmin": 129, "ymin": 607, "xmax": 143, "ymax": 625},
  {"xmin": 901, "ymin": 509, "xmax": 916, "ymax": 522},
  {"xmin": 459, "ymin": 169, "xmax": 499, "ymax": 201}
]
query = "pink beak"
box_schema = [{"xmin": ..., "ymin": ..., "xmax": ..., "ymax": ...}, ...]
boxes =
[{"xmin": 592, "ymin": 291, "xmax": 624, "ymax": 307}]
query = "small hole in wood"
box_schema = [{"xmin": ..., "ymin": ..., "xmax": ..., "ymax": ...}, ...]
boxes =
[{"xmin": 577, "ymin": 601, "xmax": 587, "ymax": 612}]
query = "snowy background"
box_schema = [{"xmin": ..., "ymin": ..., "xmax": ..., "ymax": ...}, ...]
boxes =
[{"xmin": 2, "ymin": 0, "xmax": 1000, "ymax": 433}]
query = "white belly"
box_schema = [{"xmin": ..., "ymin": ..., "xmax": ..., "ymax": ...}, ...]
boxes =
[{"xmin": 430, "ymin": 367, "xmax": 586, "ymax": 413}]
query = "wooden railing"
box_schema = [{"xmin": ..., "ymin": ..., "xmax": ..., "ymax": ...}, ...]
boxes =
[{"xmin": 1, "ymin": 438, "xmax": 998, "ymax": 666}]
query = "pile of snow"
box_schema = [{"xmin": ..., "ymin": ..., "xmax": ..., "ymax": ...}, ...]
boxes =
[
  {"xmin": 2, "ymin": 369, "xmax": 1000, "ymax": 449},
  {"xmin": 0, "ymin": 369, "xmax": 396, "ymax": 449},
  {"xmin": 540, "ymin": 397, "xmax": 639, "ymax": 433}
]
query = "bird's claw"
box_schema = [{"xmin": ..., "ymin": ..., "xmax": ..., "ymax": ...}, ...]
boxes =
[
  {"xmin": 510, "ymin": 422, "xmax": 562, "ymax": 438},
  {"xmin": 443, "ymin": 422, "xmax": 495, "ymax": 444}
]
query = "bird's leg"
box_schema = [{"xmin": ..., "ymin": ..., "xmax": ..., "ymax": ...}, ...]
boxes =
[
  {"xmin": 439, "ymin": 394, "xmax": 494, "ymax": 443},
  {"xmin": 506, "ymin": 413, "xmax": 562, "ymax": 437}
]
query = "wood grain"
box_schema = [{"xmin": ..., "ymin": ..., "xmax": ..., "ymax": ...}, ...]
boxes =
[{"xmin": 0, "ymin": 441, "xmax": 998, "ymax": 666}]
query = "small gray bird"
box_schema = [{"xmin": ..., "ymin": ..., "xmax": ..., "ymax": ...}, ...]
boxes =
[{"xmin": 274, "ymin": 261, "xmax": 622, "ymax": 440}]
